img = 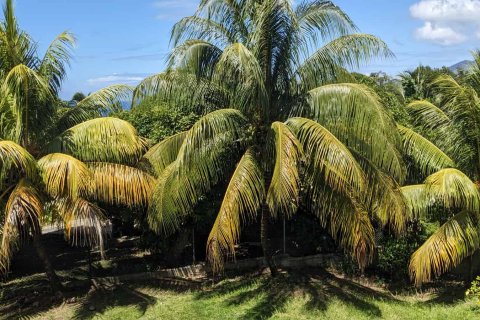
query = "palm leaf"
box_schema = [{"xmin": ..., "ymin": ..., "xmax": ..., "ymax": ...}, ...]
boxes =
[
  {"xmin": 37, "ymin": 153, "xmax": 92, "ymax": 199},
  {"xmin": 87, "ymin": 162, "xmax": 155, "ymax": 208},
  {"xmin": 409, "ymin": 211, "xmax": 480, "ymax": 286},
  {"xmin": 266, "ymin": 121, "xmax": 302, "ymax": 219},
  {"xmin": 0, "ymin": 140, "xmax": 36, "ymax": 178},
  {"xmin": 207, "ymin": 149, "xmax": 264, "ymax": 272},
  {"xmin": 47, "ymin": 117, "xmax": 147, "ymax": 165}
]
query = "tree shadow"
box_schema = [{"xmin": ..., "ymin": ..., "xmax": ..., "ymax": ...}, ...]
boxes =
[{"xmin": 195, "ymin": 268, "xmax": 397, "ymax": 320}]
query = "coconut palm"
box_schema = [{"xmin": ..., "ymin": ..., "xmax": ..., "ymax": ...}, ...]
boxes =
[
  {"xmin": 138, "ymin": 0, "xmax": 453, "ymax": 275},
  {"xmin": 403, "ymin": 50, "xmax": 480, "ymax": 286},
  {"xmin": 0, "ymin": 0, "xmax": 154, "ymax": 296}
]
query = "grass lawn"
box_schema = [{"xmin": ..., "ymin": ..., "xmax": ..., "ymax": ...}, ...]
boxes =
[{"xmin": 1, "ymin": 269, "xmax": 479, "ymax": 320}]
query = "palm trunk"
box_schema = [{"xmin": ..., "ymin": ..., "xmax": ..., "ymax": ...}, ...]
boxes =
[
  {"xmin": 261, "ymin": 203, "xmax": 278, "ymax": 277},
  {"xmin": 32, "ymin": 230, "xmax": 63, "ymax": 298}
]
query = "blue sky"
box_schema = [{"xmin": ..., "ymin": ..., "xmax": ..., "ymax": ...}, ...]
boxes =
[{"xmin": 13, "ymin": 0, "xmax": 480, "ymax": 99}]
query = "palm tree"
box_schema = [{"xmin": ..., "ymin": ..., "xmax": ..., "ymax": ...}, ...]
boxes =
[
  {"xmin": 0, "ymin": 0, "xmax": 154, "ymax": 296},
  {"xmin": 138, "ymin": 0, "xmax": 451, "ymax": 275},
  {"xmin": 403, "ymin": 50, "xmax": 480, "ymax": 286}
]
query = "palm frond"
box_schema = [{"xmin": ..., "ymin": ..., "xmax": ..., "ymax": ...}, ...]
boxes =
[
  {"xmin": 398, "ymin": 125, "xmax": 455, "ymax": 176},
  {"xmin": 139, "ymin": 131, "xmax": 187, "ymax": 176},
  {"xmin": 266, "ymin": 121, "xmax": 302, "ymax": 219},
  {"xmin": 286, "ymin": 117, "xmax": 366, "ymax": 195},
  {"xmin": 37, "ymin": 153, "xmax": 92, "ymax": 199},
  {"xmin": 87, "ymin": 162, "xmax": 155, "ymax": 208},
  {"xmin": 0, "ymin": 180, "xmax": 43, "ymax": 275},
  {"xmin": 424, "ymin": 168, "xmax": 480, "ymax": 212},
  {"xmin": 305, "ymin": 83, "xmax": 405, "ymax": 183},
  {"xmin": 0, "ymin": 140, "xmax": 36, "ymax": 178},
  {"xmin": 39, "ymin": 31, "xmax": 76, "ymax": 94},
  {"xmin": 207, "ymin": 149, "xmax": 264, "ymax": 272},
  {"xmin": 406, "ymin": 100, "xmax": 451, "ymax": 129},
  {"xmin": 409, "ymin": 211, "xmax": 480, "ymax": 286},
  {"xmin": 400, "ymin": 184, "xmax": 429, "ymax": 220},
  {"xmin": 47, "ymin": 117, "xmax": 147, "ymax": 165}
]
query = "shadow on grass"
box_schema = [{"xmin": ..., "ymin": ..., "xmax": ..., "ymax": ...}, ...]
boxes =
[{"xmin": 195, "ymin": 268, "xmax": 397, "ymax": 320}]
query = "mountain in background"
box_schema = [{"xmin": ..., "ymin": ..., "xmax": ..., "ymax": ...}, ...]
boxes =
[{"xmin": 449, "ymin": 60, "xmax": 474, "ymax": 73}]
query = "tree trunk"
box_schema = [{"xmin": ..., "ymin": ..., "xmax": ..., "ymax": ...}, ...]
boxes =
[
  {"xmin": 261, "ymin": 204, "xmax": 278, "ymax": 277},
  {"xmin": 32, "ymin": 231, "xmax": 63, "ymax": 298}
]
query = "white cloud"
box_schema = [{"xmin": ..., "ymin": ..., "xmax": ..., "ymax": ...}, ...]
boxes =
[
  {"xmin": 87, "ymin": 73, "xmax": 145, "ymax": 85},
  {"xmin": 410, "ymin": 0, "xmax": 480, "ymax": 45},
  {"xmin": 415, "ymin": 22, "xmax": 466, "ymax": 45}
]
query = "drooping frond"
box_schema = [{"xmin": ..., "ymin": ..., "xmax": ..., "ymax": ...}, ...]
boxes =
[
  {"xmin": 424, "ymin": 168, "xmax": 480, "ymax": 212},
  {"xmin": 406, "ymin": 100, "xmax": 451, "ymax": 129},
  {"xmin": 37, "ymin": 153, "xmax": 92, "ymax": 199},
  {"xmin": 207, "ymin": 149, "xmax": 264, "ymax": 272},
  {"xmin": 47, "ymin": 117, "xmax": 147, "ymax": 165},
  {"xmin": 56, "ymin": 198, "xmax": 109, "ymax": 252},
  {"xmin": 148, "ymin": 109, "xmax": 246, "ymax": 234},
  {"xmin": 87, "ymin": 162, "xmax": 155, "ymax": 208},
  {"xmin": 309, "ymin": 185, "xmax": 374, "ymax": 271},
  {"xmin": 400, "ymin": 184, "xmax": 429, "ymax": 219},
  {"xmin": 139, "ymin": 131, "xmax": 187, "ymax": 176},
  {"xmin": 39, "ymin": 31, "xmax": 76, "ymax": 94},
  {"xmin": 171, "ymin": 15, "xmax": 237, "ymax": 47},
  {"xmin": 286, "ymin": 117, "xmax": 366, "ymax": 195},
  {"xmin": 305, "ymin": 83, "xmax": 405, "ymax": 183},
  {"xmin": 409, "ymin": 211, "xmax": 480, "ymax": 286},
  {"xmin": 0, "ymin": 140, "xmax": 36, "ymax": 178},
  {"xmin": 168, "ymin": 40, "xmax": 223, "ymax": 79},
  {"xmin": 266, "ymin": 122, "xmax": 302, "ymax": 219},
  {"xmin": 0, "ymin": 180, "xmax": 42, "ymax": 275},
  {"xmin": 397, "ymin": 125, "xmax": 455, "ymax": 176}
]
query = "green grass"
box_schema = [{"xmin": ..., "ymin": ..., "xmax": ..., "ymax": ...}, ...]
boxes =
[{"xmin": 2, "ymin": 270, "xmax": 479, "ymax": 320}]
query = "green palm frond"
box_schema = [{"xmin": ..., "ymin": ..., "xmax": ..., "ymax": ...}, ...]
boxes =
[
  {"xmin": 424, "ymin": 168, "xmax": 480, "ymax": 212},
  {"xmin": 47, "ymin": 117, "xmax": 147, "ymax": 164},
  {"xmin": 286, "ymin": 117, "xmax": 366, "ymax": 195},
  {"xmin": 409, "ymin": 211, "xmax": 480, "ymax": 286},
  {"xmin": 306, "ymin": 83, "xmax": 405, "ymax": 183},
  {"xmin": 298, "ymin": 34, "xmax": 392, "ymax": 89},
  {"xmin": 139, "ymin": 131, "xmax": 187, "ymax": 176},
  {"xmin": 39, "ymin": 31, "xmax": 76, "ymax": 94},
  {"xmin": 406, "ymin": 100, "xmax": 451, "ymax": 129},
  {"xmin": 397, "ymin": 125, "xmax": 455, "ymax": 176},
  {"xmin": 400, "ymin": 184, "xmax": 429, "ymax": 219},
  {"xmin": 37, "ymin": 153, "xmax": 92, "ymax": 199},
  {"xmin": 0, "ymin": 180, "xmax": 43, "ymax": 275},
  {"xmin": 57, "ymin": 85, "xmax": 134, "ymax": 131},
  {"xmin": 87, "ymin": 162, "xmax": 155, "ymax": 208},
  {"xmin": 266, "ymin": 121, "xmax": 302, "ymax": 219},
  {"xmin": 207, "ymin": 149, "xmax": 264, "ymax": 272}
]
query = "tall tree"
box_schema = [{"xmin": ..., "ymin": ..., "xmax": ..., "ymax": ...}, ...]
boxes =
[
  {"xmin": 0, "ymin": 0, "xmax": 154, "ymax": 296},
  {"xmin": 404, "ymin": 50, "xmax": 480, "ymax": 286},
  {"xmin": 138, "ymin": 0, "xmax": 448, "ymax": 275}
]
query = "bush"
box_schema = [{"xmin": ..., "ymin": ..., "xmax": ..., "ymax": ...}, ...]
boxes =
[{"xmin": 466, "ymin": 276, "xmax": 480, "ymax": 304}]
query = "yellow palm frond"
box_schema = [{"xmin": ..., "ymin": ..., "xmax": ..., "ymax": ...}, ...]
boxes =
[
  {"xmin": 409, "ymin": 211, "xmax": 480, "ymax": 286},
  {"xmin": 47, "ymin": 117, "xmax": 147, "ymax": 164},
  {"xmin": 400, "ymin": 184, "xmax": 429, "ymax": 219},
  {"xmin": 37, "ymin": 153, "xmax": 92, "ymax": 199},
  {"xmin": 87, "ymin": 162, "xmax": 155, "ymax": 208},
  {"xmin": 207, "ymin": 149, "xmax": 264, "ymax": 272},
  {"xmin": 0, "ymin": 180, "xmax": 43, "ymax": 275},
  {"xmin": 0, "ymin": 140, "xmax": 36, "ymax": 178},
  {"xmin": 266, "ymin": 121, "xmax": 302, "ymax": 219}
]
